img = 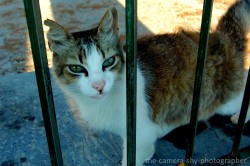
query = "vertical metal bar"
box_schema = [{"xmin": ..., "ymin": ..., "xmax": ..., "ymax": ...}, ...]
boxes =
[
  {"xmin": 23, "ymin": 0, "xmax": 63, "ymax": 165},
  {"xmin": 126, "ymin": 0, "xmax": 137, "ymax": 165},
  {"xmin": 231, "ymin": 68, "xmax": 250, "ymax": 159},
  {"xmin": 185, "ymin": 0, "xmax": 213, "ymax": 164}
]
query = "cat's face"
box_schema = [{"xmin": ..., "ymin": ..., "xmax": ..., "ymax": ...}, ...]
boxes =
[{"xmin": 45, "ymin": 8, "xmax": 125, "ymax": 100}]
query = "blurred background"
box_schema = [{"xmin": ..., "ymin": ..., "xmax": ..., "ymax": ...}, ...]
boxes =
[{"xmin": 0, "ymin": 0, "xmax": 248, "ymax": 76}]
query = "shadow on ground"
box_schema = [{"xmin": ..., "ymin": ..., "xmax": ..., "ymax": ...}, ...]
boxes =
[{"xmin": 0, "ymin": 72, "xmax": 249, "ymax": 166}]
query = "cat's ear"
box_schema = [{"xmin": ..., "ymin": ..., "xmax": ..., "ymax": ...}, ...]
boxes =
[
  {"xmin": 44, "ymin": 19, "xmax": 75, "ymax": 55},
  {"xmin": 97, "ymin": 8, "xmax": 119, "ymax": 47}
]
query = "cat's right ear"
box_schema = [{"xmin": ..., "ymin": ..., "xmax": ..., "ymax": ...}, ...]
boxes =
[{"xmin": 44, "ymin": 19, "xmax": 73, "ymax": 55}]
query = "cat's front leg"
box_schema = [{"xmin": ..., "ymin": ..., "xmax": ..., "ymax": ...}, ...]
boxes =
[
  {"xmin": 121, "ymin": 140, "xmax": 127, "ymax": 166},
  {"xmin": 136, "ymin": 134, "xmax": 156, "ymax": 166},
  {"xmin": 121, "ymin": 129, "xmax": 157, "ymax": 166},
  {"xmin": 230, "ymin": 108, "xmax": 250, "ymax": 124},
  {"xmin": 216, "ymin": 90, "xmax": 250, "ymax": 124},
  {"xmin": 121, "ymin": 143, "xmax": 155, "ymax": 166}
]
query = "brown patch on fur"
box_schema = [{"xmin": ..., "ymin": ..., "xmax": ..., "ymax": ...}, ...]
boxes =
[
  {"xmin": 139, "ymin": 30, "xmax": 245, "ymax": 126},
  {"xmin": 138, "ymin": 1, "xmax": 249, "ymax": 126}
]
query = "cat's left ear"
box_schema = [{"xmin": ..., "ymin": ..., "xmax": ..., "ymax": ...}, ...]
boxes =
[
  {"xmin": 44, "ymin": 19, "xmax": 76, "ymax": 56},
  {"xmin": 97, "ymin": 7, "xmax": 119, "ymax": 46}
]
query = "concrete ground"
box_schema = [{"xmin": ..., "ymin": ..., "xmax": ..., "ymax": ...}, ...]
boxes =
[{"xmin": 0, "ymin": 72, "xmax": 249, "ymax": 166}]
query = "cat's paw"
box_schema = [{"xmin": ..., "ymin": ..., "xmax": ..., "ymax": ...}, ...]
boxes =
[
  {"xmin": 231, "ymin": 113, "xmax": 240, "ymax": 124},
  {"xmin": 121, "ymin": 156, "xmax": 127, "ymax": 166},
  {"xmin": 121, "ymin": 160, "xmax": 127, "ymax": 166},
  {"xmin": 230, "ymin": 111, "xmax": 250, "ymax": 124}
]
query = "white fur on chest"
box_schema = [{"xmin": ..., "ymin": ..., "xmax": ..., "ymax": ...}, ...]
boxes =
[{"xmin": 74, "ymin": 77, "xmax": 127, "ymax": 136}]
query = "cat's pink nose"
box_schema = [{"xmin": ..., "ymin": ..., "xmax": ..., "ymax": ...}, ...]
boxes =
[{"xmin": 92, "ymin": 81, "xmax": 105, "ymax": 92}]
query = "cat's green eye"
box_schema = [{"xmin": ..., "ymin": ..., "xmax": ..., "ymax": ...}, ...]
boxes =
[
  {"xmin": 68, "ymin": 65, "xmax": 88, "ymax": 76},
  {"xmin": 102, "ymin": 56, "xmax": 115, "ymax": 69}
]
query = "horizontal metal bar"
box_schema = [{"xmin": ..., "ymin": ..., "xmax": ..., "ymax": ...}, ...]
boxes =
[
  {"xmin": 125, "ymin": 0, "xmax": 137, "ymax": 165},
  {"xmin": 185, "ymin": 0, "xmax": 213, "ymax": 165},
  {"xmin": 23, "ymin": 0, "xmax": 63, "ymax": 165}
]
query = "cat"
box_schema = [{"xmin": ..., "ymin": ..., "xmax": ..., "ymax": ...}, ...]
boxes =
[{"xmin": 44, "ymin": 0, "xmax": 250, "ymax": 165}]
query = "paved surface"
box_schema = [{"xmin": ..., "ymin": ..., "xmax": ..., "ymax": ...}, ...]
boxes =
[{"xmin": 0, "ymin": 72, "xmax": 250, "ymax": 166}]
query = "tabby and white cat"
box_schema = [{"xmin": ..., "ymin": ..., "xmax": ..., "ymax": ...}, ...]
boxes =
[{"xmin": 45, "ymin": 0, "xmax": 250, "ymax": 165}]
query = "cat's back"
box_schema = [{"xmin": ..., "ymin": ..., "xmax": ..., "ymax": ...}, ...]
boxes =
[
  {"xmin": 137, "ymin": 31, "xmax": 199, "ymax": 76},
  {"xmin": 137, "ymin": 28, "xmax": 247, "ymax": 125},
  {"xmin": 137, "ymin": 30, "xmax": 199, "ymax": 96}
]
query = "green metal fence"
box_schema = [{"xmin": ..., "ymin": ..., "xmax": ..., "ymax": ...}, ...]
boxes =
[
  {"xmin": 23, "ymin": 0, "xmax": 250, "ymax": 166},
  {"xmin": 126, "ymin": 0, "xmax": 137, "ymax": 165},
  {"xmin": 185, "ymin": 0, "xmax": 213, "ymax": 163},
  {"xmin": 23, "ymin": 0, "xmax": 63, "ymax": 165}
]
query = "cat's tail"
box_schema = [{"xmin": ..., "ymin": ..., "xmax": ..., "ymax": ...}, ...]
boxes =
[{"xmin": 216, "ymin": 0, "xmax": 250, "ymax": 50}]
